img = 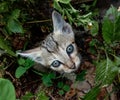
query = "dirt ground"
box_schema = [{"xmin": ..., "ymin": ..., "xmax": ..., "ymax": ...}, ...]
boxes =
[{"xmin": 1, "ymin": 0, "xmax": 120, "ymax": 100}]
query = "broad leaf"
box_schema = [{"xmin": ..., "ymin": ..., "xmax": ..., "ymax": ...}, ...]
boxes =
[
  {"xmin": 24, "ymin": 58, "xmax": 34, "ymax": 69},
  {"xmin": 57, "ymin": 82, "xmax": 64, "ymax": 89},
  {"xmin": 42, "ymin": 72, "xmax": 56, "ymax": 87},
  {"xmin": 102, "ymin": 5, "xmax": 120, "ymax": 44},
  {"xmin": 11, "ymin": 9, "xmax": 20, "ymax": 19},
  {"xmin": 37, "ymin": 91, "xmax": 49, "ymax": 100},
  {"xmin": 114, "ymin": 55, "xmax": 120, "ymax": 66},
  {"xmin": 48, "ymin": 72, "xmax": 56, "ymax": 79},
  {"xmin": 0, "ymin": 36, "xmax": 16, "ymax": 56},
  {"xmin": 21, "ymin": 92, "xmax": 34, "ymax": 100},
  {"xmin": 18, "ymin": 58, "xmax": 26, "ymax": 65},
  {"xmin": 63, "ymin": 85, "xmax": 70, "ymax": 92},
  {"xmin": 42, "ymin": 75, "xmax": 52, "ymax": 87},
  {"xmin": 83, "ymin": 85, "xmax": 100, "ymax": 100},
  {"xmin": 102, "ymin": 19, "xmax": 114, "ymax": 44},
  {"xmin": 15, "ymin": 66, "xmax": 27, "ymax": 78},
  {"xmin": 0, "ymin": 78, "xmax": 16, "ymax": 100},
  {"xmin": 95, "ymin": 57, "xmax": 119, "ymax": 86},
  {"xmin": 105, "ymin": 5, "xmax": 118, "ymax": 20},
  {"xmin": 58, "ymin": 90, "xmax": 64, "ymax": 95},
  {"xmin": 7, "ymin": 19, "xmax": 24, "ymax": 34},
  {"xmin": 16, "ymin": 58, "xmax": 34, "ymax": 78}
]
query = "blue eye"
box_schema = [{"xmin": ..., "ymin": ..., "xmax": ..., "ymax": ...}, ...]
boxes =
[
  {"xmin": 66, "ymin": 44, "xmax": 74, "ymax": 54},
  {"xmin": 51, "ymin": 60, "xmax": 61, "ymax": 67}
]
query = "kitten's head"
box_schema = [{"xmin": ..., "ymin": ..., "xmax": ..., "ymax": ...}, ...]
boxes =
[{"xmin": 17, "ymin": 11, "xmax": 81, "ymax": 73}]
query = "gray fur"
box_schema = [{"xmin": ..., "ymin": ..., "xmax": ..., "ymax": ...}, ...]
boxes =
[{"xmin": 17, "ymin": 11, "xmax": 81, "ymax": 73}]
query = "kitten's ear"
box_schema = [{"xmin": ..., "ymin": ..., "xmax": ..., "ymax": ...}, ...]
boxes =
[
  {"xmin": 17, "ymin": 47, "xmax": 43, "ymax": 64},
  {"xmin": 52, "ymin": 11, "xmax": 73, "ymax": 34},
  {"xmin": 52, "ymin": 11, "xmax": 64, "ymax": 32}
]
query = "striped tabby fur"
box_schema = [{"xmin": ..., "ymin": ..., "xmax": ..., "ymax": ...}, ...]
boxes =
[{"xmin": 17, "ymin": 11, "xmax": 81, "ymax": 73}]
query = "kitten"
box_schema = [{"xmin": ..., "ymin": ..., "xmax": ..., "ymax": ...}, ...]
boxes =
[{"xmin": 17, "ymin": 11, "xmax": 81, "ymax": 73}]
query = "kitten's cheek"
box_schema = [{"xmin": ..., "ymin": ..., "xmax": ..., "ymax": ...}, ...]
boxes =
[{"xmin": 74, "ymin": 55, "xmax": 81, "ymax": 69}]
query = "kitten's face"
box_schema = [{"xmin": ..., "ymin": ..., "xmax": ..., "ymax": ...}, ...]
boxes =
[{"xmin": 18, "ymin": 11, "xmax": 81, "ymax": 73}]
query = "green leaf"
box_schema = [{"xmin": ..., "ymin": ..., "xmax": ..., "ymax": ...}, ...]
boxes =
[
  {"xmin": 7, "ymin": 19, "xmax": 24, "ymax": 34},
  {"xmin": 114, "ymin": 55, "xmax": 120, "ymax": 66},
  {"xmin": 105, "ymin": 5, "xmax": 118, "ymax": 20},
  {"xmin": 115, "ymin": 15, "xmax": 120, "ymax": 30},
  {"xmin": 0, "ymin": 36, "xmax": 16, "ymax": 56},
  {"xmin": 102, "ymin": 5, "xmax": 120, "ymax": 44},
  {"xmin": 5, "ymin": 9, "xmax": 24, "ymax": 34},
  {"xmin": 95, "ymin": 57, "xmax": 119, "ymax": 86},
  {"xmin": 83, "ymin": 85, "xmax": 100, "ymax": 100},
  {"xmin": 42, "ymin": 73, "xmax": 53, "ymax": 87},
  {"xmin": 53, "ymin": 0, "xmax": 63, "ymax": 13},
  {"xmin": 15, "ymin": 66, "xmax": 27, "ymax": 78},
  {"xmin": 76, "ymin": 70, "xmax": 86, "ymax": 81},
  {"xmin": 48, "ymin": 72, "xmax": 56, "ymax": 79},
  {"xmin": 91, "ymin": 21, "xmax": 98, "ymax": 36},
  {"xmin": 76, "ymin": 12, "xmax": 92, "ymax": 27},
  {"xmin": 58, "ymin": 90, "xmax": 65, "ymax": 96},
  {"xmin": 64, "ymin": 9, "xmax": 73, "ymax": 25},
  {"xmin": 102, "ymin": 19, "xmax": 114, "ymax": 44},
  {"xmin": 11, "ymin": 9, "xmax": 20, "ymax": 19},
  {"xmin": 0, "ymin": 2, "xmax": 8, "ymax": 13},
  {"xmin": 57, "ymin": 82, "xmax": 64, "ymax": 89},
  {"xmin": 0, "ymin": 78, "xmax": 16, "ymax": 100},
  {"xmin": 114, "ymin": 56, "xmax": 120, "ymax": 74},
  {"xmin": 21, "ymin": 92, "xmax": 34, "ymax": 100},
  {"xmin": 37, "ymin": 91, "xmax": 49, "ymax": 100},
  {"xmin": 63, "ymin": 85, "xmax": 70, "ymax": 92},
  {"xmin": 24, "ymin": 58, "xmax": 34, "ymax": 69},
  {"xmin": 42, "ymin": 72, "xmax": 56, "ymax": 87},
  {"xmin": 89, "ymin": 39, "xmax": 98, "ymax": 54},
  {"xmin": 58, "ymin": 0, "xmax": 71, "ymax": 4},
  {"xmin": 16, "ymin": 58, "xmax": 34, "ymax": 78},
  {"xmin": 89, "ymin": 39, "xmax": 98, "ymax": 47},
  {"xmin": 18, "ymin": 58, "xmax": 25, "ymax": 65}
]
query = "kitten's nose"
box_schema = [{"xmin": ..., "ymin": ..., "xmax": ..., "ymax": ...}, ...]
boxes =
[{"xmin": 67, "ymin": 60, "xmax": 76, "ymax": 69}]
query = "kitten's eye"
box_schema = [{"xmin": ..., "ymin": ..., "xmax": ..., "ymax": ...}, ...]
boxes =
[
  {"xmin": 51, "ymin": 60, "xmax": 61, "ymax": 67},
  {"xmin": 66, "ymin": 44, "xmax": 74, "ymax": 54}
]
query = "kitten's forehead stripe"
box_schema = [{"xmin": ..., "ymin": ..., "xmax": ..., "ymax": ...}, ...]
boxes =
[
  {"xmin": 51, "ymin": 33, "xmax": 59, "ymax": 46},
  {"xmin": 41, "ymin": 34, "xmax": 58, "ymax": 53}
]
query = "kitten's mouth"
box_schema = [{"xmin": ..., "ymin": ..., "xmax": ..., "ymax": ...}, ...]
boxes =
[{"xmin": 64, "ymin": 69, "xmax": 76, "ymax": 73}]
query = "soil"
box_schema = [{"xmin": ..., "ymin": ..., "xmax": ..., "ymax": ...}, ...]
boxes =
[{"xmin": 0, "ymin": 0, "xmax": 120, "ymax": 100}]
